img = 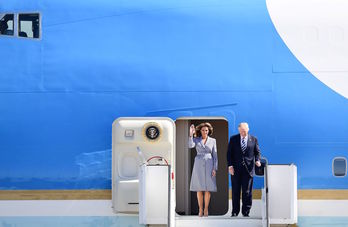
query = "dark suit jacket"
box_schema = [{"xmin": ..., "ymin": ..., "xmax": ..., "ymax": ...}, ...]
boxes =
[{"xmin": 227, "ymin": 134, "xmax": 261, "ymax": 176}]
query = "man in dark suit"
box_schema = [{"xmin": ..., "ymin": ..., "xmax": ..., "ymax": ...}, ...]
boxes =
[{"xmin": 227, "ymin": 122, "xmax": 261, "ymax": 217}]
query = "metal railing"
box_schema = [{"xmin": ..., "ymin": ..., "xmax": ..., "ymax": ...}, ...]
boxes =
[{"xmin": 261, "ymin": 158, "xmax": 270, "ymax": 227}]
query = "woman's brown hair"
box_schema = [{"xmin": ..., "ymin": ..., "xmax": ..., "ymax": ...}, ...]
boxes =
[{"xmin": 195, "ymin": 122, "xmax": 214, "ymax": 137}]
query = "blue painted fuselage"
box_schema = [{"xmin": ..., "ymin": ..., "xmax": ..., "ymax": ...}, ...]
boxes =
[{"xmin": 1, "ymin": 0, "xmax": 347, "ymax": 190}]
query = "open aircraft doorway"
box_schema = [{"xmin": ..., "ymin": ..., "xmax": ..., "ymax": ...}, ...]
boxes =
[{"xmin": 175, "ymin": 117, "xmax": 229, "ymax": 216}]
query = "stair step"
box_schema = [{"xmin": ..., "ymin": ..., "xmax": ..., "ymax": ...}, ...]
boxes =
[{"xmin": 176, "ymin": 216, "xmax": 263, "ymax": 227}]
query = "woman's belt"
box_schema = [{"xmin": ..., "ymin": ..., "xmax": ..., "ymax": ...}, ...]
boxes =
[{"xmin": 196, "ymin": 153, "xmax": 212, "ymax": 160}]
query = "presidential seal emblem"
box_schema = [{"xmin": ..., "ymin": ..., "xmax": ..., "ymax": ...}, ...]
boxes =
[{"xmin": 142, "ymin": 122, "xmax": 162, "ymax": 142}]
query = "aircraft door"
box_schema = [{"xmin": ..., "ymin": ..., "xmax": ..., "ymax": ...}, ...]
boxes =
[
  {"xmin": 112, "ymin": 117, "xmax": 175, "ymax": 222},
  {"xmin": 175, "ymin": 118, "xmax": 229, "ymax": 216}
]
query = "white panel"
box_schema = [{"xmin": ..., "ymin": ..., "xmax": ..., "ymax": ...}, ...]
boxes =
[
  {"xmin": 139, "ymin": 165, "xmax": 169, "ymax": 225},
  {"xmin": 0, "ymin": 200, "xmax": 116, "ymax": 216},
  {"xmin": 112, "ymin": 117, "xmax": 175, "ymax": 215},
  {"xmin": 267, "ymin": 0, "xmax": 348, "ymax": 99},
  {"xmin": 298, "ymin": 200, "xmax": 348, "ymax": 216},
  {"xmin": 2, "ymin": 199, "xmax": 348, "ymax": 217},
  {"xmin": 115, "ymin": 180, "xmax": 139, "ymax": 212},
  {"xmin": 267, "ymin": 164, "xmax": 297, "ymax": 224}
]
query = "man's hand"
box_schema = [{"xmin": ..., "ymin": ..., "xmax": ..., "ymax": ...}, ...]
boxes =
[
  {"xmin": 228, "ymin": 166, "xmax": 234, "ymax": 175},
  {"xmin": 212, "ymin": 170, "xmax": 216, "ymax": 177},
  {"xmin": 255, "ymin": 160, "xmax": 261, "ymax": 167}
]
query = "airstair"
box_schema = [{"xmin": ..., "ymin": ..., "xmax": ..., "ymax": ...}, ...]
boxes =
[
  {"xmin": 112, "ymin": 117, "xmax": 297, "ymax": 227},
  {"xmin": 175, "ymin": 161, "xmax": 270, "ymax": 227}
]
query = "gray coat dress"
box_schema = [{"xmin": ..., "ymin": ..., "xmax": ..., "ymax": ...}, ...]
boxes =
[{"xmin": 189, "ymin": 136, "xmax": 218, "ymax": 192}]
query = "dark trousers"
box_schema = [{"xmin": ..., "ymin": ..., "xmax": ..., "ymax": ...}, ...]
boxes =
[{"xmin": 231, "ymin": 167, "xmax": 253, "ymax": 216}]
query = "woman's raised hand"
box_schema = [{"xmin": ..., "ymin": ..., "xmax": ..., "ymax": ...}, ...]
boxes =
[{"xmin": 189, "ymin": 124, "xmax": 195, "ymax": 137}]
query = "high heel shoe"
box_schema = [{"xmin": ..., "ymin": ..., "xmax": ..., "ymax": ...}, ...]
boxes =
[
  {"xmin": 204, "ymin": 209, "xmax": 208, "ymax": 217},
  {"xmin": 199, "ymin": 209, "xmax": 203, "ymax": 217}
]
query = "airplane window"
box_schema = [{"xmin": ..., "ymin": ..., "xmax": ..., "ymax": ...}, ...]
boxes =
[
  {"xmin": 18, "ymin": 13, "xmax": 40, "ymax": 39},
  {"xmin": 0, "ymin": 14, "xmax": 14, "ymax": 36},
  {"xmin": 333, "ymin": 157, "xmax": 347, "ymax": 177}
]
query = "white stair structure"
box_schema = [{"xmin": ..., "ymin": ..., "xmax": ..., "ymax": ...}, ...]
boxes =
[
  {"xmin": 175, "ymin": 197, "xmax": 266, "ymax": 227},
  {"xmin": 112, "ymin": 117, "xmax": 297, "ymax": 227},
  {"xmin": 176, "ymin": 216, "xmax": 263, "ymax": 227}
]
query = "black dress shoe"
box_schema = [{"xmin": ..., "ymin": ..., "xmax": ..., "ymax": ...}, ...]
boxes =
[
  {"xmin": 242, "ymin": 214, "xmax": 249, "ymax": 217},
  {"xmin": 231, "ymin": 213, "xmax": 238, "ymax": 217}
]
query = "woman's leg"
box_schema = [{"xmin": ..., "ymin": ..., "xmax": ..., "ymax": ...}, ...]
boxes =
[
  {"xmin": 197, "ymin": 191, "xmax": 204, "ymax": 217},
  {"xmin": 204, "ymin": 191, "xmax": 211, "ymax": 216}
]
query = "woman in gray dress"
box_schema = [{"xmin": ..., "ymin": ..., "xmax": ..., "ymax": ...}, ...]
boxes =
[{"xmin": 189, "ymin": 122, "xmax": 218, "ymax": 217}]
